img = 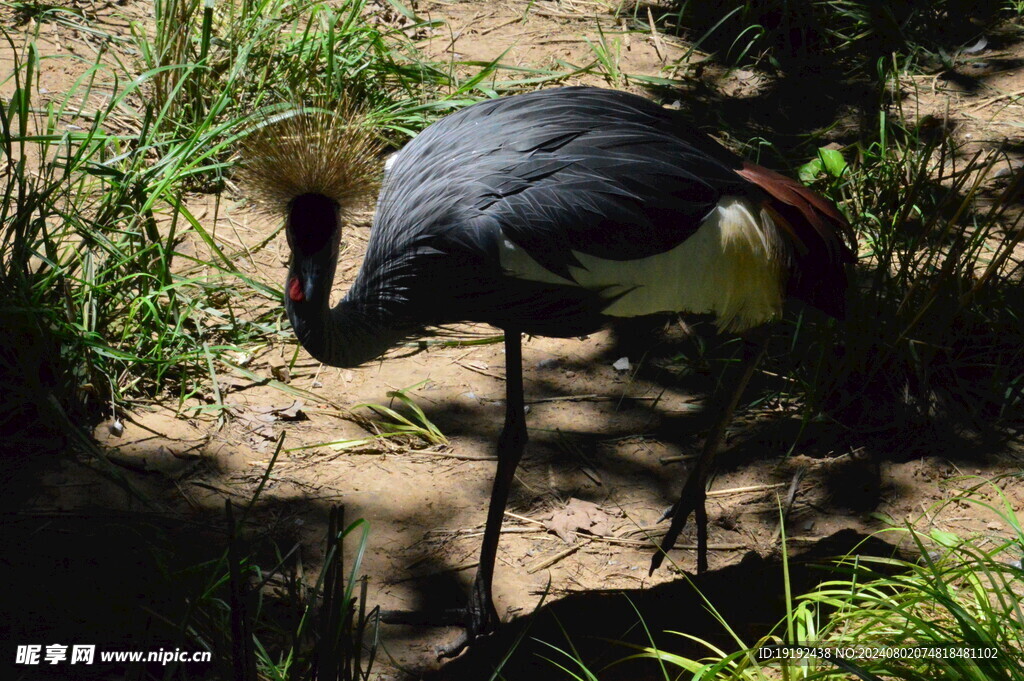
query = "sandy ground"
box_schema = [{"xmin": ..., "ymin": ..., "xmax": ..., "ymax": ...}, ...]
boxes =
[{"xmin": 5, "ymin": 1, "xmax": 1024, "ymax": 679}]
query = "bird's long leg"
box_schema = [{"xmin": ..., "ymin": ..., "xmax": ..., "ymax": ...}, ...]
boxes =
[
  {"xmin": 440, "ymin": 330, "xmax": 528, "ymax": 658},
  {"xmin": 650, "ymin": 326, "xmax": 770, "ymax": 575}
]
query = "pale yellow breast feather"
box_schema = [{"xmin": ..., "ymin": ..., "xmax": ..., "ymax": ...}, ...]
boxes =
[{"xmin": 498, "ymin": 196, "xmax": 788, "ymax": 332}]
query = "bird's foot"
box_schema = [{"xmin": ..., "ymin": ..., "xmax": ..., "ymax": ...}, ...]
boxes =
[
  {"xmin": 436, "ymin": 580, "xmax": 501, "ymax": 659},
  {"xmin": 649, "ymin": 483, "xmax": 707, "ymax": 575},
  {"xmin": 379, "ymin": 595, "xmax": 500, "ymax": 660}
]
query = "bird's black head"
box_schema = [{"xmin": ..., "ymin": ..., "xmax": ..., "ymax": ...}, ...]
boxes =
[
  {"xmin": 287, "ymin": 193, "xmax": 340, "ymax": 253},
  {"xmin": 285, "ymin": 192, "xmax": 341, "ymax": 304}
]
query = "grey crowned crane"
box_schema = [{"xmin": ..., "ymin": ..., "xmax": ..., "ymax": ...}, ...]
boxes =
[{"xmin": 242, "ymin": 86, "xmax": 854, "ymax": 653}]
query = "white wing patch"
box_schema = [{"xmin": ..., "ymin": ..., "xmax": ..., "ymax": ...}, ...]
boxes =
[{"xmin": 497, "ymin": 196, "xmax": 786, "ymax": 332}]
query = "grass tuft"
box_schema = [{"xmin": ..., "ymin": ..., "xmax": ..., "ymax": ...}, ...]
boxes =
[
  {"xmin": 0, "ymin": 0, "xmax": 488, "ymax": 438},
  {"xmin": 782, "ymin": 101, "xmax": 1024, "ymax": 434}
]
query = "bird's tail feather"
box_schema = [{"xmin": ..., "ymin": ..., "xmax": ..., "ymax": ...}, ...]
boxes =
[
  {"xmin": 737, "ymin": 161, "xmax": 856, "ymax": 318},
  {"xmin": 737, "ymin": 161, "xmax": 853, "ymax": 261}
]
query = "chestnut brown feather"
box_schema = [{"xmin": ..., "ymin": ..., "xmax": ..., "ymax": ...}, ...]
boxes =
[
  {"xmin": 737, "ymin": 160, "xmax": 854, "ymax": 260},
  {"xmin": 737, "ymin": 160, "xmax": 856, "ymax": 318}
]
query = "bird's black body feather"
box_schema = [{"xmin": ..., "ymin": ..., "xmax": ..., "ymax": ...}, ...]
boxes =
[{"xmin": 352, "ymin": 87, "xmax": 776, "ymax": 337}]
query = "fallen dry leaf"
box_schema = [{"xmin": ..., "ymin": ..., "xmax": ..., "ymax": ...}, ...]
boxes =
[{"xmin": 542, "ymin": 498, "xmax": 616, "ymax": 543}]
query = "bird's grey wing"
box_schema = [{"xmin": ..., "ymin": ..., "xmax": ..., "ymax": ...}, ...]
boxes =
[
  {"xmin": 468, "ymin": 132, "xmax": 753, "ymax": 280},
  {"xmin": 359, "ymin": 87, "xmax": 758, "ymax": 326},
  {"xmin": 376, "ymin": 87, "xmax": 752, "ymax": 269}
]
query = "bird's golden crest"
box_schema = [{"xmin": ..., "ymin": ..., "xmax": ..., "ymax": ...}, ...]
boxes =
[{"xmin": 238, "ymin": 104, "xmax": 382, "ymax": 218}]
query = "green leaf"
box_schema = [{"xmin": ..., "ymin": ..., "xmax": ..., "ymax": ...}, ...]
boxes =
[
  {"xmin": 929, "ymin": 528, "xmax": 960, "ymax": 548},
  {"xmin": 798, "ymin": 158, "xmax": 823, "ymax": 183},
  {"xmin": 818, "ymin": 147, "xmax": 848, "ymax": 177}
]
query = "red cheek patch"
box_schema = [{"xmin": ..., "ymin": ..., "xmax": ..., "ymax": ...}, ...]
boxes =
[{"xmin": 288, "ymin": 277, "xmax": 305, "ymax": 302}]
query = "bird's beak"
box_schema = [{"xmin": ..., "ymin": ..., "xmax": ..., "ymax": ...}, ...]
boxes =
[{"xmin": 287, "ymin": 247, "xmax": 335, "ymax": 305}]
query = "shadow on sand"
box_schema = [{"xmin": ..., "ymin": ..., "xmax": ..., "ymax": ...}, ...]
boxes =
[{"xmin": 422, "ymin": 529, "xmax": 904, "ymax": 681}]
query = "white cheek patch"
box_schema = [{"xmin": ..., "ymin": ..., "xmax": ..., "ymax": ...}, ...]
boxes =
[{"xmin": 497, "ymin": 196, "xmax": 786, "ymax": 332}]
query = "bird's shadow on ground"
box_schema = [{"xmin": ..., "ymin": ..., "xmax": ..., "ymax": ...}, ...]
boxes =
[{"xmin": 418, "ymin": 529, "xmax": 904, "ymax": 681}]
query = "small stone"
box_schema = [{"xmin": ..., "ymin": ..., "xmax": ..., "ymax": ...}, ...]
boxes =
[
  {"xmin": 993, "ymin": 163, "xmax": 1022, "ymax": 179},
  {"xmin": 612, "ymin": 356, "xmax": 631, "ymax": 372}
]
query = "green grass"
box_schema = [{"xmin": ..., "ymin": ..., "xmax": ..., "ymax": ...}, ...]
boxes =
[
  {"xmin": 585, "ymin": 23, "xmax": 626, "ymax": 87},
  {"xmin": 133, "ymin": 0, "xmax": 487, "ymax": 147},
  {"xmin": 774, "ymin": 89, "xmax": 1024, "ymax": 435},
  {"xmin": 243, "ymin": 504, "xmax": 378, "ymax": 681},
  {"xmin": 280, "ymin": 382, "xmax": 450, "ymax": 453},
  {"xmin": 354, "ymin": 384, "xmax": 450, "ymax": 448},
  {"xmin": 0, "ymin": 0, "xmax": 496, "ymax": 447},
  {"xmin": 190, "ymin": 446, "xmax": 380, "ymax": 680}
]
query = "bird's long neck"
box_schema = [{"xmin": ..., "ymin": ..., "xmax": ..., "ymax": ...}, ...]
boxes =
[
  {"xmin": 283, "ymin": 193, "xmax": 408, "ymax": 368},
  {"xmin": 288, "ymin": 294, "xmax": 403, "ymax": 369}
]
